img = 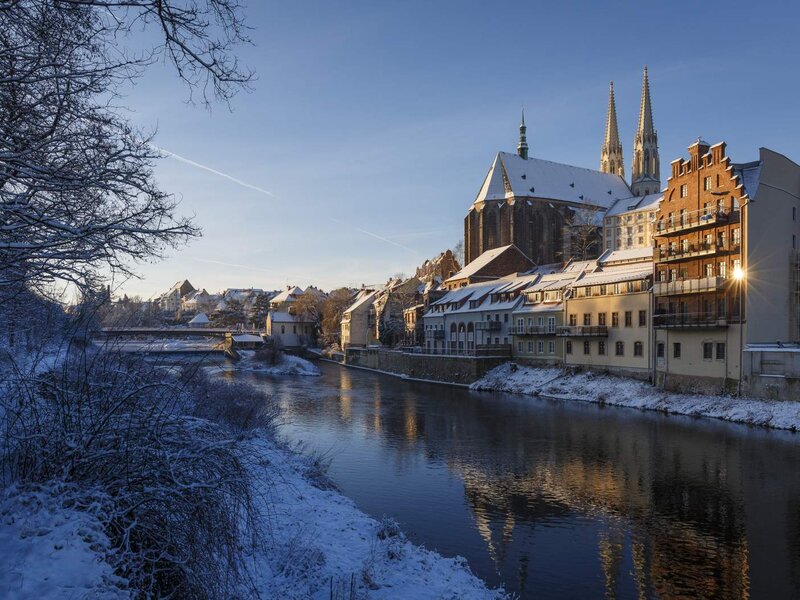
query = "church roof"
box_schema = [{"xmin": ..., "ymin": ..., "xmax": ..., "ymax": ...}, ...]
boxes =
[{"xmin": 474, "ymin": 152, "xmax": 632, "ymax": 209}]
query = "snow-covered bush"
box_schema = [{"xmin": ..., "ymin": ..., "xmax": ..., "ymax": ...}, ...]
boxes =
[{"xmin": 0, "ymin": 346, "xmax": 274, "ymax": 598}]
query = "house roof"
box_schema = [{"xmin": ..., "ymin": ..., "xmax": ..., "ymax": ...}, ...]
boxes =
[
  {"xmin": 271, "ymin": 286, "xmax": 304, "ymax": 304},
  {"xmin": 343, "ymin": 289, "xmax": 379, "ymax": 314},
  {"xmin": 474, "ymin": 152, "xmax": 632, "ymax": 209},
  {"xmin": 605, "ymin": 192, "xmax": 663, "ymax": 217},
  {"xmin": 268, "ymin": 311, "xmax": 314, "ymax": 324},
  {"xmin": 188, "ymin": 312, "xmax": 209, "ymax": 324},
  {"xmin": 597, "ymin": 247, "xmax": 654, "ymax": 265},
  {"xmin": 573, "ymin": 264, "xmax": 652, "ymax": 287},
  {"xmin": 445, "ymin": 245, "xmax": 528, "ymax": 283}
]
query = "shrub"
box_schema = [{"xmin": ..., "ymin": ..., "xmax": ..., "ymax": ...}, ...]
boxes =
[{"xmin": 1, "ymin": 345, "xmax": 276, "ymax": 598}]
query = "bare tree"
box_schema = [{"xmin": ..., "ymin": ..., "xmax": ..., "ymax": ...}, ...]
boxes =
[
  {"xmin": 563, "ymin": 203, "xmax": 604, "ymax": 261},
  {"xmin": 320, "ymin": 287, "xmax": 354, "ymax": 348},
  {"xmin": 0, "ymin": 1, "xmax": 253, "ymax": 294},
  {"xmin": 452, "ymin": 239, "xmax": 465, "ymax": 267}
]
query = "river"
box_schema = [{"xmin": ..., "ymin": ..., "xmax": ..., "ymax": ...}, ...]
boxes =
[{"xmin": 223, "ymin": 360, "xmax": 800, "ymax": 599}]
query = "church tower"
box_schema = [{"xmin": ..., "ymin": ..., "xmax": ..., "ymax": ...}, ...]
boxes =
[
  {"xmin": 631, "ymin": 66, "xmax": 660, "ymax": 196},
  {"xmin": 600, "ymin": 81, "xmax": 624, "ymax": 178},
  {"xmin": 517, "ymin": 109, "xmax": 529, "ymax": 160}
]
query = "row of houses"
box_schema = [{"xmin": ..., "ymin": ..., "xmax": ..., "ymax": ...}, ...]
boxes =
[{"xmin": 413, "ymin": 141, "xmax": 800, "ymax": 397}]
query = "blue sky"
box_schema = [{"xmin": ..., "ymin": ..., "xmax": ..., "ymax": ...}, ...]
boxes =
[{"xmin": 119, "ymin": 0, "xmax": 800, "ymax": 298}]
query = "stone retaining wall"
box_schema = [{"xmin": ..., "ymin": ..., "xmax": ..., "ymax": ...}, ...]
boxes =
[{"xmin": 344, "ymin": 348, "xmax": 508, "ymax": 385}]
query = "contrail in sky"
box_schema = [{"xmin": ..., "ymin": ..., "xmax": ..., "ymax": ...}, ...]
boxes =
[
  {"xmin": 155, "ymin": 144, "xmax": 420, "ymax": 256},
  {"xmin": 151, "ymin": 144, "xmax": 280, "ymax": 199}
]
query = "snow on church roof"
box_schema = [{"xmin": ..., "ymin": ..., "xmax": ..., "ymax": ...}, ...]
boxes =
[{"xmin": 474, "ymin": 152, "xmax": 632, "ymax": 209}]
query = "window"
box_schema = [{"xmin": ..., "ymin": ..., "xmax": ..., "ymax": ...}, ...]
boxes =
[
  {"xmin": 504, "ymin": 314, "xmax": 508, "ymax": 323},
  {"xmin": 566, "ymin": 341, "xmax": 573, "ymax": 354},
  {"xmin": 547, "ymin": 317, "xmax": 556, "ymax": 333},
  {"xmin": 624, "ymin": 311, "xmax": 633, "ymax": 327},
  {"xmin": 673, "ymin": 342, "xmax": 681, "ymax": 358},
  {"xmin": 528, "ymin": 341, "xmax": 533, "ymax": 352},
  {"xmin": 583, "ymin": 340, "xmax": 590, "ymax": 355},
  {"xmin": 612, "ymin": 312, "xmax": 619, "ymax": 327},
  {"xmin": 548, "ymin": 341, "xmax": 555, "ymax": 354},
  {"xmin": 718, "ymin": 262, "xmax": 727, "ymax": 278},
  {"xmin": 281, "ymin": 325, "xmax": 285, "ymax": 334},
  {"xmin": 538, "ymin": 341, "xmax": 544, "ymax": 353},
  {"xmin": 680, "ymin": 184, "xmax": 688, "ymax": 198},
  {"xmin": 615, "ymin": 341, "xmax": 624, "ymax": 356},
  {"xmin": 634, "ymin": 341, "xmax": 643, "ymax": 357},
  {"xmin": 569, "ymin": 314, "xmax": 577, "ymax": 326},
  {"xmin": 732, "ymin": 228, "xmax": 740, "ymax": 247},
  {"xmin": 703, "ymin": 176, "xmax": 711, "ymax": 191},
  {"xmin": 703, "ymin": 342, "xmax": 713, "ymax": 360},
  {"xmin": 705, "ymin": 263, "xmax": 714, "ymax": 278},
  {"xmin": 638, "ymin": 310, "xmax": 647, "ymax": 327},
  {"xmin": 598, "ymin": 340, "xmax": 606, "ymax": 355},
  {"xmin": 656, "ymin": 342, "xmax": 665, "ymax": 358},
  {"xmin": 517, "ymin": 341, "xmax": 523, "ymax": 352},
  {"xmin": 598, "ymin": 312, "xmax": 607, "ymax": 326},
  {"xmin": 583, "ymin": 313, "xmax": 591, "ymax": 326},
  {"xmin": 495, "ymin": 337, "xmax": 500, "ymax": 345},
  {"xmin": 716, "ymin": 342, "xmax": 726, "ymax": 360}
]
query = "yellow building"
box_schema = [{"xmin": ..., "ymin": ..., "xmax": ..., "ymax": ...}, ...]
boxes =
[{"xmin": 561, "ymin": 248, "xmax": 653, "ymax": 379}]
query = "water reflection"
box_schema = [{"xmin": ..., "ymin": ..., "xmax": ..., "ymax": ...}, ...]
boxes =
[{"xmin": 232, "ymin": 362, "xmax": 800, "ymax": 599}]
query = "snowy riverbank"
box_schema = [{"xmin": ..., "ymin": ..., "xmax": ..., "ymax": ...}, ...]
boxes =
[
  {"xmin": 0, "ymin": 434, "xmax": 504, "ymax": 599},
  {"xmin": 472, "ymin": 363, "xmax": 800, "ymax": 431}
]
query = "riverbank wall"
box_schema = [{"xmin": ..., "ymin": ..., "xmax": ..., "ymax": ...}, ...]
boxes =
[{"xmin": 344, "ymin": 348, "xmax": 507, "ymax": 385}]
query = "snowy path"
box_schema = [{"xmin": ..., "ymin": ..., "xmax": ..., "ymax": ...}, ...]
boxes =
[{"xmin": 472, "ymin": 363, "xmax": 800, "ymax": 432}]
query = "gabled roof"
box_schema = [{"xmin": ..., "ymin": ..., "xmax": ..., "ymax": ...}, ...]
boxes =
[
  {"xmin": 343, "ymin": 289, "xmax": 379, "ymax": 315},
  {"xmin": 445, "ymin": 244, "xmax": 534, "ymax": 284},
  {"xmin": 474, "ymin": 152, "xmax": 632, "ymax": 209},
  {"xmin": 188, "ymin": 312, "xmax": 209, "ymax": 324},
  {"xmin": 605, "ymin": 192, "xmax": 663, "ymax": 217},
  {"xmin": 271, "ymin": 286, "xmax": 304, "ymax": 304}
]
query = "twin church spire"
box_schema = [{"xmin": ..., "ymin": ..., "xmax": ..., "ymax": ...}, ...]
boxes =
[
  {"xmin": 600, "ymin": 66, "xmax": 660, "ymax": 197},
  {"xmin": 515, "ymin": 67, "xmax": 660, "ymax": 197}
]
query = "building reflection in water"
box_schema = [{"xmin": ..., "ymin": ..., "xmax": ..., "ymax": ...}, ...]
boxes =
[{"xmin": 234, "ymin": 364, "xmax": 800, "ymax": 599}]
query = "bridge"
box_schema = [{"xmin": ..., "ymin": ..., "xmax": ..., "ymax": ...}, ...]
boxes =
[
  {"xmin": 96, "ymin": 327, "xmax": 264, "ymax": 338},
  {"xmin": 94, "ymin": 327, "xmax": 267, "ymax": 357}
]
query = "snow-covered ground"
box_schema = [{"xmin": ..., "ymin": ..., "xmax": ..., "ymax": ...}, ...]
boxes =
[
  {"xmin": 246, "ymin": 437, "xmax": 505, "ymax": 600},
  {"xmin": 0, "ymin": 435, "xmax": 504, "ymax": 599},
  {"xmin": 472, "ymin": 363, "xmax": 800, "ymax": 431},
  {"xmin": 0, "ymin": 483, "xmax": 130, "ymax": 599}
]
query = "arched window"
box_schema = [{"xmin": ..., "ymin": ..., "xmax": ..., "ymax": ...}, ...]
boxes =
[
  {"xmin": 634, "ymin": 341, "xmax": 643, "ymax": 357},
  {"xmin": 644, "ymin": 150, "xmax": 650, "ymax": 175}
]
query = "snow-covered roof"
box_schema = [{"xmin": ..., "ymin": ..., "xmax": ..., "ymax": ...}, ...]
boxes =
[
  {"xmin": 598, "ymin": 247, "xmax": 654, "ymax": 265},
  {"xmin": 188, "ymin": 312, "xmax": 209, "ymax": 325},
  {"xmin": 343, "ymin": 290, "xmax": 379, "ymax": 314},
  {"xmin": 514, "ymin": 302, "xmax": 564, "ymax": 314},
  {"xmin": 232, "ymin": 334, "xmax": 264, "ymax": 343},
  {"xmin": 271, "ymin": 286, "xmax": 304, "ymax": 304},
  {"xmin": 573, "ymin": 265, "xmax": 652, "ymax": 287},
  {"xmin": 526, "ymin": 273, "xmax": 580, "ymax": 293},
  {"xmin": 269, "ymin": 311, "xmax": 314, "ymax": 324},
  {"xmin": 605, "ymin": 192, "xmax": 663, "ymax": 217},
  {"xmin": 445, "ymin": 245, "xmax": 518, "ymax": 283},
  {"xmin": 734, "ymin": 161, "xmax": 762, "ymax": 200},
  {"xmin": 474, "ymin": 152, "xmax": 632, "ymax": 209},
  {"xmin": 429, "ymin": 281, "xmax": 497, "ymax": 307}
]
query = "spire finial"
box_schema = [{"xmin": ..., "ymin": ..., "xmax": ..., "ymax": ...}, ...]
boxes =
[{"xmin": 517, "ymin": 108, "xmax": 528, "ymax": 160}]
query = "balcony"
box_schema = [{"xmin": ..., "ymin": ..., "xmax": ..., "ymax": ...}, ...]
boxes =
[
  {"xmin": 653, "ymin": 312, "xmax": 730, "ymax": 329},
  {"xmin": 475, "ymin": 320, "xmax": 502, "ymax": 332},
  {"xmin": 514, "ymin": 325, "xmax": 557, "ymax": 335},
  {"xmin": 654, "ymin": 276, "xmax": 727, "ymax": 296},
  {"xmin": 432, "ymin": 330, "xmax": 445, "ymax": 340},
  {"xmin": 656, "ymin": 243, "xmax": 720, "ymax": 262},
  {"xmin": 556, "ymin": 325, "xmax": 608, "ymax": 337},
  {"xmin": 654, "ymin": 208, "xmax": 739, "ymax": 237}
]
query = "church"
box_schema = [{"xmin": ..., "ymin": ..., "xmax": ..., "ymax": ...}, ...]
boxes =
[{"xmin": 464, "ymin": 67, "xmax": 661, "ymax": 266}]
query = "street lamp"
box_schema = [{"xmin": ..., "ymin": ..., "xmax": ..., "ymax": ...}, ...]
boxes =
[{"xmin": 733, "ymin": 265, "xmax": 745, "ymax": 395}]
